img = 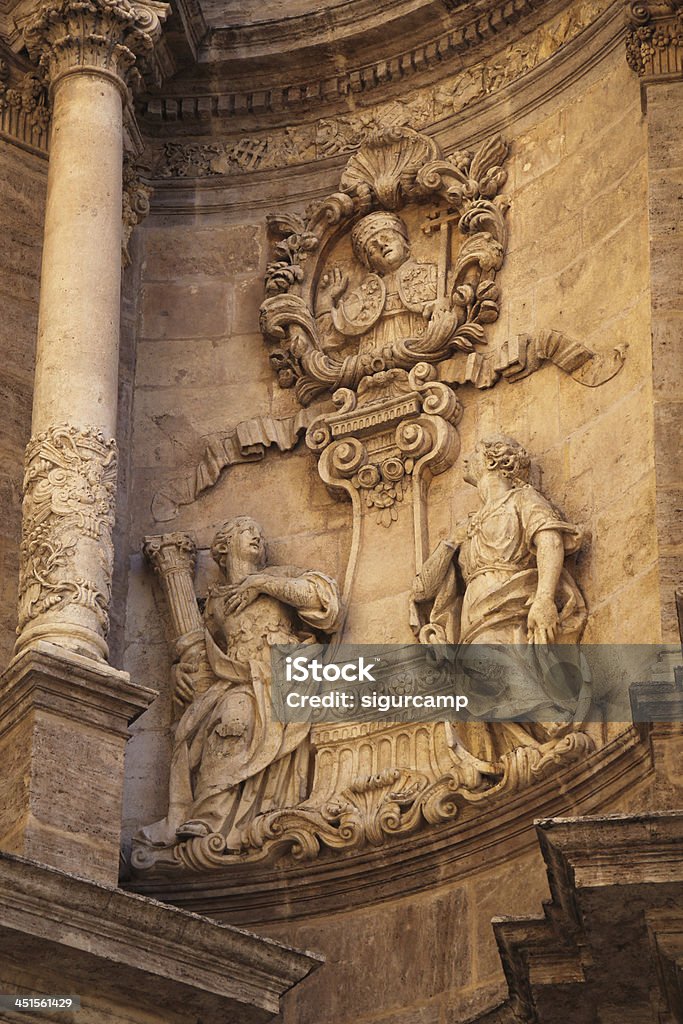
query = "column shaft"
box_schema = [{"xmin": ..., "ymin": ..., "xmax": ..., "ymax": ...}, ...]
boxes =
[
  {"xmin": 15, "ymin": 70, "xmax": 124, "ymax": 662},
  {"xmin": 33, "ymin": 70, "xmax": 123, "ymax": 437}
]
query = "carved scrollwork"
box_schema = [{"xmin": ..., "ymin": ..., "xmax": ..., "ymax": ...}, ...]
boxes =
[
  {"xmin": 17, "ymin": 425, "xmax": 117, "ymax": 641},
  {"xmin": 122, "ymin": 157, "xmax": 153, "ymax": 267},
  {"xmin": 130, "ymin": 724, "xmax": 595, "ymax": 870}
]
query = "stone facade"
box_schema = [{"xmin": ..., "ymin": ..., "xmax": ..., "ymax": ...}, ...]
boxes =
[{"xmin": 0, "ymin": 0, "xmax": 681, "ymax": 1021}]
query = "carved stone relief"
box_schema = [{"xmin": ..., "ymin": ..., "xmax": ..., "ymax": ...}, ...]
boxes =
[
  {"xmin": 135, "ymin": 123, "xmax": 626, "ymax": 873},
  {"xmin": 261, "ymin": 128, "xmax": 510, "ymax": 405},
  {"xmin": 133, "ymin": 441, "xmax": 595, "ymax": 872},
  {"xmin": 132, "ymin": 519, "xmax": 342, "ymax": 870},
  {"xmin": 16, "ymin": 425, "xmax": 117, "ymax": 657}
]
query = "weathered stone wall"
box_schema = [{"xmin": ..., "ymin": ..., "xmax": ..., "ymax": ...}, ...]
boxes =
[
  {"xmin": 0, "ymin": 143, "xmax": 45, "ymax": 668},
  {"xmin": 645, "ymin": 82, "xmax": 683, "ymax": 644},
  {"xmin": 121, "ymin": 21, "xmax": 666, "ymax": 1024},
  {"xmin": 429, "ymin": 56, "xmax": 658, "ymax": 647},
  {"xmin": 123, "ymin": 42, "xmax": 658, "ymax": 833}
]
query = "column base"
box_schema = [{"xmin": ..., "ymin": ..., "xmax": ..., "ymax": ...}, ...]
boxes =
[
  {"xmin": 14, "ymin": 618, "xmax": 110, "ymax": 663},
  {"xmin": 0, "ymin": 852, "xmax": 320, "ymax": 1024},
  {"xmin": 0, "ymin": 641, "xmax": 156, "ymax": 885}
]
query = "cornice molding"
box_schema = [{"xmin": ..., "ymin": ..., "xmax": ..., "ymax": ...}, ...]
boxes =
[
  {"xmin": 468, "ymin": 810, "xmax": 683, "ymax": 1022},
  {"xmin": 0, "ymin": 852, "xmax": 321, "ymax": 1014},
  {"xmin": 140, "ymin": 0, "xmax": 558, "ymax": 128},
  {"xmin": 142, "ymin": 0, "xmax": 618, "ymax": 185}
]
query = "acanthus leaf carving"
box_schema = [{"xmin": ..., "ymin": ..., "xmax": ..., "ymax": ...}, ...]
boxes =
[
  {"xmin": 0, "ymin": 58, "xmax": 50, "ymax": 150},
  {"xmin": 19, "ymin": 0, "xmax": 170, "ymax": 93}
]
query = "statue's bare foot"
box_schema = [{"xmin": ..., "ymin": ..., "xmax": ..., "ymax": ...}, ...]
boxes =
[{"xmin": 176, "ymin": 820, "xmax": 212, "ymax": 840}]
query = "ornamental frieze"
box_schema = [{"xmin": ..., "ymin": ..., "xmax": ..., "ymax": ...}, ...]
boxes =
[{"xmin": 147, "ymin": 0, "xmax": 611, "ymax": 179}]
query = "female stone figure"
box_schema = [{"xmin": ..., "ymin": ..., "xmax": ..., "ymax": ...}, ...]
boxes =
[
  {"xmin": 139, "ymin": 517, "xmax": 341, "ymax": 852},
  {"xmin": 411, "ymin": 436, "xmax": 589, "ymax": 767}
]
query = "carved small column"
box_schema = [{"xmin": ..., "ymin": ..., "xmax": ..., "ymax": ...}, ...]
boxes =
[
  {"xmin": 13, "ymin": 0, "xmax": 167, "ymax": 662},
  {"xmin": 143, "ymin": 533, "xmax": 213, "ymax": 697}
]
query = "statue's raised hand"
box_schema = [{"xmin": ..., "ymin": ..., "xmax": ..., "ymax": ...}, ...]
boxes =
[
  {"xmin": 317, "ymin": 267, "xmax": 349, "ymax": 312},
  {"xmin": 224, "ymin": 574, "xmax": 268, "ymax": 616}
]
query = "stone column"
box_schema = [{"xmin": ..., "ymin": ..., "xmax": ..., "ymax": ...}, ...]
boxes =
[
  {"xmin": 0, "ymin": 0, "xmax": 167, "ymax": 885},
  {"xmin": 14, "ymin": 0, "xmax": 167, "ymax": 663},
  {"xmin": 626, "ymin": 1, "xmax": 683, "ymax": 644},
  {"xmin": 143, "ymin": 533, "xmax": 214, "ymax": 702}
]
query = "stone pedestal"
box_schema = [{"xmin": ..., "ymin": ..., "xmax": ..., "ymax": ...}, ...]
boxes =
[{"xmin": 0, "ymin": 641, "xmax": 155, "ymax": 885}]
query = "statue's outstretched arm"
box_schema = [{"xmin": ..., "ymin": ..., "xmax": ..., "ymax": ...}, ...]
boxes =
[{"xmin": 527, "ymin": 530, "xmax": 564, "ymax": 644}]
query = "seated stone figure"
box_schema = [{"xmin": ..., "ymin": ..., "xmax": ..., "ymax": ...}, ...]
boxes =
[
  {"xmin": 139, "ymin": 516, "xmax": 342, "ymax": 852},
  {"xmin": 411, "ymin": 435, "xmax": 590, "ymax": 768}
]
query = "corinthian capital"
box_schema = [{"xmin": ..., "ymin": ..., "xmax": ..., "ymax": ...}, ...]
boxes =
[
  {"xmin": 143, "ymin": 533, "xmax": 197, "ymax": 579},
  {"xmin": 18, "ymin": 0, "xmax": 169, "ymax": 93}
]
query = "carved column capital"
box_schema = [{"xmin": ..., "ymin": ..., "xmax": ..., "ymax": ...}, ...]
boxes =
[
  {"xmin": 625, "ymin": 0, "xmax": 683, "ymax": 80},
  {"xmin": 18, "ymin": 0, "xmax": 169, "ymax": 95},
  {"xmin": 143, "ymin": 533, "xmax": 197, "ymax": 579}
]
